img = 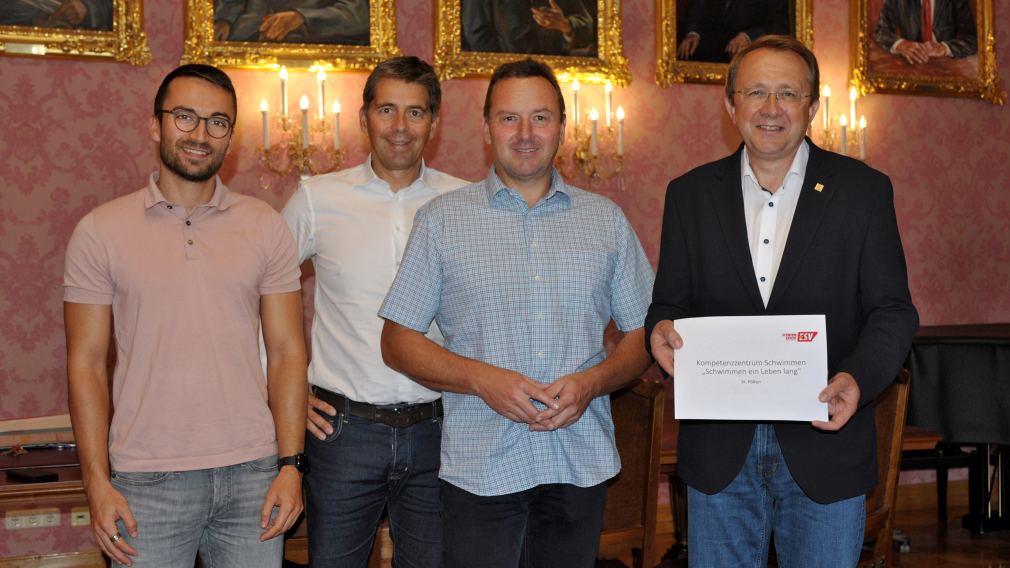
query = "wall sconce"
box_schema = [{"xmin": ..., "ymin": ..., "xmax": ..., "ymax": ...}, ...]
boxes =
[
  {"xmin": 555, "ymin": 79, "xmax": 626, "ymax": 182},
  {"xmin": 817, "ymin": 85, "xmax": 868, "ymax": 161},
  {"xmin": 259, "ymin": 66, "xmax": 344, "ymax": 186}
]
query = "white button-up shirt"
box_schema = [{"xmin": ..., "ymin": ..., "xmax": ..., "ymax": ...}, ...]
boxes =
[
  {"xmin": 282, "ymin": 157, "xmax": 468, "ymax": 404},
  {"xmin": 741, "ymin": 141, "xmax": 809, "ymax": 306}
]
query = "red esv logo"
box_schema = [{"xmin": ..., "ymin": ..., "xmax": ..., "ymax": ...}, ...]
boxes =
[{"xmin": 782, "ymin": 331, "xmax": 818, "ymax": 342}]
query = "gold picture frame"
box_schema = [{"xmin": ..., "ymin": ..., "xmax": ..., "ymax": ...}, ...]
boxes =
[
  {"xmin": 851, "ymin": 0, "xmax": 1005, "ymax": 105},
  {"xmin": 181, "ymin": 0, "xmax": 400, "ymax": 70},
  {"xmin": 0, "ymin": 0, "xmax": 150, "ymax": 65},
  {"xmin": 434, "ymin": 0, "xmax": 631, "ymax": 86},
  {"xmin": 655, "ymin": 0, "xmax": 813, "ymax": 86}
]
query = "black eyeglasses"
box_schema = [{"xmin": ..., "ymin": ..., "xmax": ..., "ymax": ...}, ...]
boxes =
[{"xmin": 157, "ymin": 108, "xmax": 234, "ymax": 139}]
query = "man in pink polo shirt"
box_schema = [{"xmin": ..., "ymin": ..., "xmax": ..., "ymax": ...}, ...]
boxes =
[{"xmin": 63, "ymin": 64, "xmax": 308, "ymax": 568}]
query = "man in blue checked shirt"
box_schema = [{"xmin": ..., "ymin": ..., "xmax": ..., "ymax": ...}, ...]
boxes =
[{"xmin": 378, "ymin": 58, "xmax": 655, "ymax": 568}]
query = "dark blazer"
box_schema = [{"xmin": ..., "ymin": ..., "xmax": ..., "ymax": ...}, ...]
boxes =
[
  {"xmin": 874, "ymin": 0, "xmax": 977, "ymax": 58},
  {"xmin": 684, "ymin": 0, "xmax": 790, "ymax": 63},
  {"xmin": 644, "ymin": 140, "xmax": 919, "ymax": 503}
]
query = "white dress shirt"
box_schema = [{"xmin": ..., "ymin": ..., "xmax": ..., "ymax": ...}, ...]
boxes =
[
  {"xmin": 282, "ymin": 157, "xmax": 468, "ymax": 404},
  {"xmin": 740, "ymin": 141, "xmax": 809, "ymax": 307}
]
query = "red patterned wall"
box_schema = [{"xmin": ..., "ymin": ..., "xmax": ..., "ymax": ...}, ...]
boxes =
[
  {"xmin": 1, "ymin": 0, "xmax": 1008, "ymax": 558},
  {"xmin": 2, "ymin": 0, "xmax": 1009, "ymax": 438},
  {"xmin": 3, "ymin": 0, "xmax": 1005, "ymax": 420}
]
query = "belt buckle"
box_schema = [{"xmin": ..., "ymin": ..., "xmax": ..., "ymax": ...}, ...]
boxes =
[{"xmin": 380, "ymin": 405, "xmax": 414, "ymax": 428}]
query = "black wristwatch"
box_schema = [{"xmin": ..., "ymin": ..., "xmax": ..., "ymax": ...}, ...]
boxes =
[{"xmin": 278, "ymin": 453, "xmax": 309, "ymax": 474}]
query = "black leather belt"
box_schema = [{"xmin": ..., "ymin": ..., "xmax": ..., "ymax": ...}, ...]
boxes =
[{"xmin": 312, "ymin": 386, "xmax": 442, "ymax": 429}]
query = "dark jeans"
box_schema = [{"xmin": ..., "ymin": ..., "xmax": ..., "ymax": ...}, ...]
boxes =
[
  {"xmin": 304, "ymin": 412, "xmax": 442, "ymax": 568},
  {"xmin": 440, "ymin": 480, "xmax": 607, "ymax": 568}
]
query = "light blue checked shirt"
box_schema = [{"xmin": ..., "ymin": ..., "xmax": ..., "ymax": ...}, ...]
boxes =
[{"xmin": 379, "ymin": 167, "xmax": 654, "ymax": 496}]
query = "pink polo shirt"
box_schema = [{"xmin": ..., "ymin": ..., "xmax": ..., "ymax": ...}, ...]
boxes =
[{"xmin": 64, "ymin": 174, "xmax": 302, "ymax": 472}]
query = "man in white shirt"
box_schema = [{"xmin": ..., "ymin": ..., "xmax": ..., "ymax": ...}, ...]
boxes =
[{"xmin": 280, "ymin": 56, "xmax": 467, "ymax": 567}]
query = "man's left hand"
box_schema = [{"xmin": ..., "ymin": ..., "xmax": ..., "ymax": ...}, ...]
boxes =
[
  {"xmin": 812, "ymin": 372, "xmax": 860, "ymax": 431},
  {"xmin": 532, "ymin": 0, "xmax": 572, "ymax": 35},
  {"xmin": 530, "ymin": 372, "xmax": 599, "ymax": 431},
  {"xmin": 258, "ymin": 11, "xmax": 306, "ymax": 42},
  {"xmin": 725, "ymin": 32, "xmax": 751, "ymax": 56},
  {"xmin": 923, "ymin": 41, "xmax": 949, "ymax": 58},
  {"xmin": 48, "ymin": 0, "xmax": 88, "ymax": 26},
  {"xmin": 258, "ymin": 466, "xmax": 303, "ymax": 541}
]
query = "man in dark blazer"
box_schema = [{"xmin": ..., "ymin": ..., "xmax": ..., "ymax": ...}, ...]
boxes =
[
  {"xmin": 874, "ymin": 0, "xmax": 977, "ymax": 64},
  {"xmin": 646, "ymin": 35, "xmax": 918, "ymax": 566},
  {"xmin": 677, "ymin": 0, "xmax": 790, "ymax": 63}
]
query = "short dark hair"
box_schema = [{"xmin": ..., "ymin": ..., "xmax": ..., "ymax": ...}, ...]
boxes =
[
  {"xmin": 362, "ymin": 56, "xmax": 442, "ymax": 117},
  {"xmin": 725, "ymin": 35, "xmax": 820, "ymax": 105},
  {"xmin": 154, "ymin": 64, "xmax": 237, "ymax": 120},
  {"xmin": 483, "ymin": 58, "xmax": 565, "ymax": 121}
]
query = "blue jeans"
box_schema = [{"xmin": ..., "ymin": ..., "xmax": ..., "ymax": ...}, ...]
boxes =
[
  {"xmin": 110, "ymin": 455, "xmax": 282, "ymax": 568},
  {"xmin": 687, "ymin": 425, "xmax": 865, "ymax": 568},
  {"xmin": 440, "ymin": 480, "xmax": 607, "ymax": 568},
  {"xmin": 304, "ymin": 411, "xmax": 442, "ymax": 568}
]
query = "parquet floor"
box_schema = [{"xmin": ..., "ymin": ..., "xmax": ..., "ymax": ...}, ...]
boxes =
[{"xmin": 891, "ymin": 505, "xmax": 1010, "ymax": 567}]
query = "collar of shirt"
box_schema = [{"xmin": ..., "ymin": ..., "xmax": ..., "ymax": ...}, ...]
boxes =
[
  {"xmin": 740, "ymin": 140, "xmax": 809, "ymax": 196},
  {"xmin": 484, "ymin": 166, "xmax": 571, "ymax": 211},
  {"xmin": 143, "ymin": 172, "xmax": 234, "ymax": 211},
  {"xmin": 361, "ymin": 155, "xmax": 434, "ymax": 196}
]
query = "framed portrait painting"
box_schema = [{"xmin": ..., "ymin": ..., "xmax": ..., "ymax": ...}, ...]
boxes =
[
  {"xmin": 851, "ymin": 0, "xmax": 1005, "ymax": 104},
  {"xmin": 434, "ymin": 0, "xmax": 630, "ymax": 85},
  {"xmin": 0, "ymin": 0, "xmax": 150, "ymax": 64},
  {"xmin": 182, "ymin": 0, "xmax": 400, "ymax": 70},
  {"xmin": 655, "ymin": 0, "xmax": 813, "ymax": 86}
]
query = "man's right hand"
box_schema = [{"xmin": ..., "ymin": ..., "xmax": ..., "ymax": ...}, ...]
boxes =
[
  {"xmin": 307, "ymin": 392, "xmax": 337, "ymax": 440},
  {"xmin": 649, "ymin": 319, "xmax": 683, "ymax": 376},
  {"xmin": 677, "ymin": 34, "xmax": 700, "ymax": 59},
  {"xmin": 48, "ymin": 0, "xmax": 87, "ymax": 27},
  {"xmin": 214, "ymin": 20, "xmax": 231, "ymax": 41},
  {"xmin": 895, "ymin": 41, "xmax": 930, "ymax": 64},
  {"xmin": 87, "ymin": 481, "xmax": 138, "ymax": 566},
  {"xmin": 474, "ymin": 369, "xmax": 559, "ymax": 424}
]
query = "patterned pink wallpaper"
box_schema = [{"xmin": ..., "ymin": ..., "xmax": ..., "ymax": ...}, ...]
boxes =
[
  {"xmin": 1, "ymin": 0, "xmax": 1007, "ymax": 559},
  {"xmin": 2, "ymin": 1, "xmax": 1009, "ymax": 426}
]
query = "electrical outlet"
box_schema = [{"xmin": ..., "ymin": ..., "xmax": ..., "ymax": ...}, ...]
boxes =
[
  {"xmin": 71, "ymin": 507, "xmax": 92, "ymax": 527},
  {"xmin": 42, "ymin": 509, "xmax": 60, "ymax": 527},
  {"xmin": 4, "ymin": 508, "xmax": 60, "ymax": 530},
  {"xmin": 4, "ymin": 513, "xmax": 25, "ymax": 530}
]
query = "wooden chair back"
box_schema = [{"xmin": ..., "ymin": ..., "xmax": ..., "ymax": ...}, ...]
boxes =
[
  {"xmin": 598, "ymin": 379, "xmax": 665, "ymax": 568},
  {"xmin": 860, "ymin": 369, "xmax": 911, "ymax": 568}
]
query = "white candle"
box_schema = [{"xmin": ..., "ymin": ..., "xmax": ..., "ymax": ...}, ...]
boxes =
[
  {"xmin": 615, "ymin": 106, "xmax": 625, "ymax": 156},
  {"xmin": 821, "ymin": 85, "xmax": 831, "ymax": 130},
  {"xmin": 572, "ymin": 78, "xmax": 580, "ymax": 129},
  {"xmin": 589, "ymin": 107, "xmax": 599, "ymax": 156},
  {"xmin": 604, "ymin": 81, "xmax": 613, "ymax": 128},
  {"xmin": 332, "ymin": 100, "xmax": 341, "ymax": 149},
  {"xmin": 317, "ymin": 69, "xmax": 326, "ymax": 120},
  {"xmin": 260, "ymin": 98, "xmax": 269, "ymax": 148},
  {"xmin": 279, "ymin": 66, "xmax": 289, "ymax": 117},
  {"xmin": 849, "ymin": 86, "xmax": 857, "ymax": 131},
  {"xmin": 858, "ymin": 115, "xmax": 867, "ymax": 160},
  {"xmin": 300, "ymin": 94, "xmax": 309, "ymax": 148},
  {"xmin": 839, "ymin": 114, "xmax": 848, "ymax": 156}
]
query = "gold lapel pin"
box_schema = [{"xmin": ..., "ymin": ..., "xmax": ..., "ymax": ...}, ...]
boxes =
[{"xmin": 814, "ymin": 183, "xmax": 825, "ymax": 192}]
